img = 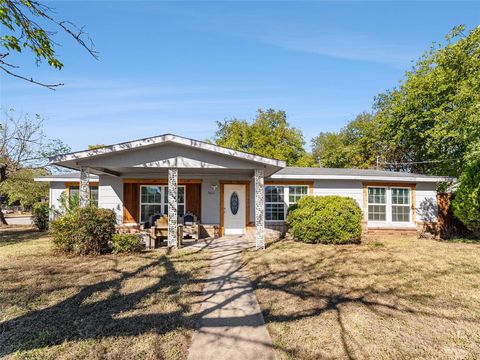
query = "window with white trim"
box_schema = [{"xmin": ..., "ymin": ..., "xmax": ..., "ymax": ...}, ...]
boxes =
[
  {"xmin": 68, "ymin": 185, "xmax": 98, "ymax": 206},
  {"xmin": 265, "ymin": 186, "xmax": 285, "ymax": 221},
  {"xmin": 367, "ymin": 186, "xmax": 411, "ymax": 223},
  {"xmin": 140, "ymin": 185, "xmax": 185, "ymax": 223},
  {"xmin": 288, "ymin": 186, "xmax": 309, "ymax": 206},
  {"xmin": 265, "ymin": 185, "xmax": 309, "ymax": 221},
  {"xmin": 367, "ymin": 187, "xmax": 387, "ymax": 221},
  {"xmin": 391, "ymin": 188, "xmax": 410, "ymax": 222}
]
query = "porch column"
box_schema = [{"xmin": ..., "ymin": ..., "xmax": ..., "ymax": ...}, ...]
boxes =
[
  {"xmin": 79, "ymin": 166, "xmax": 90, "ymax": 207},
  {"xmin": 167, "ymin": 168, "xmax": 178, "ymax": 247},
  {"xmin": 254, "ymin": 169, "xmax": 265, "ymax": 249}
]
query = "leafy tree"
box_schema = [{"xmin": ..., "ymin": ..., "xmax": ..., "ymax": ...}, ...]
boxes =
[
  {"xmin": 311, "ymin": 132, "xmax": 349, "ymax": 168},
  {"xmin": 88, "ymin": 144, "xmax": 107, "ymax": 150},
  {"xmin": 0, "ymin": 110, "xmax": 70, "ymax": 224},
  {"xmin": 0, "ymin": 168, "xmax": 48, "ymax": 208},
  {"xmin": 374, "ymin": 25, "xmax": 480, "ymax": 176},
  {"xmin": 312, "ymin": 112, "xmax": 381, "ymax": 168},
  {"xmin": 452, "ymin": 146, "xmax": 480, "ymax": 234},
  {"xmin": 1, "ymin": 0, "xmax": 97, "ymax": 89},
  {"xmin": 214, "ymin": 109, "xmax": 315, "ymax": 166}
]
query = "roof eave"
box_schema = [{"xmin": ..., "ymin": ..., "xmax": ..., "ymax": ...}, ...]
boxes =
[
  {"xmin": 269, "ymin": 174, "xmax": 453, "ymax": 183},
  {"xmin": 50, "ymin": 134, "xmax": 286, "ymax": 168}
]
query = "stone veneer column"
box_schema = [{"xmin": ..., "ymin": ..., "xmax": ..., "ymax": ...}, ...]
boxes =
[
  {"xmin": 254, "ymin": 169, "xmax": 265, "ymax": 249},
  {"xmin": 79, "ymin": 167, "xmax": 90, "ymax": 207},
  {"xmin": 168, "ymin": 168, "xmax": 178, "ymax": 247}
]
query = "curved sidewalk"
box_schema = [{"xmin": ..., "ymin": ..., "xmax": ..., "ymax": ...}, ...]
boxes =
[{"xmin": 188, "ymin": 236, "xmax": 275, "ymax": 360}]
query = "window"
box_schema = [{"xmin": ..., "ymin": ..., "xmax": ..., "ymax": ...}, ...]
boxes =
[
  {"xmin": 288, "ymin": 186, "xmax": 308, "ymax": 206},
  {"xmin": 68, "ymin": 185, "xmax": 98, "ymax": 206},
  {"xmin": 90, "ymin": 186, "xmax": 99, "ymax": 206},
  {"xmin": 367, "ymin": 186, "xmax": 411, "ymax": 223},
  {"xmin": 265, "ymin": 186, "xmax": 285, "ymax": 221},
  {"xmin": 391, "ymin": 188, "xmax": 410, "ymax": 222},
  {"xmin": 265, "ymin": 185, "xmax": 309, "ymax": 221},
  {"xmin": 140, "ymin": 185, "xmax": 185, "ymax": 223},
  {"xmin": 367, "ymin": 187, "xmax": 387, "ymax": 221}
]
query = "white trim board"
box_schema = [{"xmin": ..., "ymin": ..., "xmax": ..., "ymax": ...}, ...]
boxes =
[{"xmin": 51, "ymin": 134, "xmax": 286, "ymax": 168}]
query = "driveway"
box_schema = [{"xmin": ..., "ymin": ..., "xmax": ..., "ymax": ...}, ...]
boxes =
[
  {"xmin": 5, "ymin": 216, "xmax": 32, "ymax": 226},
  {"xmin": 188, "ymin": 236, "xmax": 275, "ymax": 360}
]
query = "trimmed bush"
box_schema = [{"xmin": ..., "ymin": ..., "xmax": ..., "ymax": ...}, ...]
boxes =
[
  {"xmin": 286, "ymin": 195, "xmax": 362, "ymax": 244},
  {"xmin": 32, "ymin": 202, "xmax": 49, "ymax": 231},
  {"xmin": 51, "ymin": 206, "xmax": 116, "ymax": 255},
  {"xmin": 452, "ymin": 156, "xmax": 480, "ymax": 234},
  {"xmin": 111, "ymin": 233, "xmax": 144, "ymax": 254}
]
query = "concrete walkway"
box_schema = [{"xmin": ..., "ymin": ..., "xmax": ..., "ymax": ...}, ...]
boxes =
[{"xmin": 188, "ymin": 236, "xmax": 275, "ymax": 360}]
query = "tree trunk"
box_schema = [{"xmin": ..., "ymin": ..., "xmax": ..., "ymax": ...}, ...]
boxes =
[
  {"xmin": 0, "ymin": 164, "xmax": 8, "ymax": 225},
  {"xmin": 0, "ymin": 209, "xmax": 8, "ymax": 226}
]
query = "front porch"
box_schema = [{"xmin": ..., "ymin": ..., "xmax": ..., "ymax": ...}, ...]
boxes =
[
  {"xmin": 51, "ymin": 135, "xmax": 286, "ymax": 249},
  {"xmin": 103, "ymin": 169, "xmax": 268, "ymax": 249}
]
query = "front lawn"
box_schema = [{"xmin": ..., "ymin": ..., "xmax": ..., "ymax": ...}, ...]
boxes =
[
  {"xmin": 0, "ymin": 228, "xmax": 209, "ymax": 360},
  {"xmin": 243, "ymin": 235, "xmax": 480, "ymax": 359}
]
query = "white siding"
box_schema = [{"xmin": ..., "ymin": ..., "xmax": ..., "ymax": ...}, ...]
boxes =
[
  {"xmin": 313, "ymin": 179, "xmax": 364, "ymax": 208},
  {"xmin": 415, "ymin": 182, "xmax": 438, "ymax": 222},
  {"xmin": 98, "ymin": 175, "xmax": 123, "ymax": 224},
  {"xmin": 49, "ymin": 182, "xmax": 66, "ymax": 219}
]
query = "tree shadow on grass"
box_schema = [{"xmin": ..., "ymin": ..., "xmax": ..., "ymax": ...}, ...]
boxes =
[
  {"xmin": 244, "ymin": 242, "xmax": 480, "ymax": 359},
  {"xmin": 0, "ymin": 227, "xmax": 46, "ymax": 247},
  {"xmin": 2, "ymin": 237, "xmax": 479, "ymax": 359},
  {"xmin": 0, "ymin": 251, "xmax": 208, "ymax": 357}
]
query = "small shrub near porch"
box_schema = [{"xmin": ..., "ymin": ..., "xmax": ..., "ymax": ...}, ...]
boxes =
[
  {"xmin": 51, "ymin": 206, "xmax": 116, "ymax": 255},
  {"xmin": 111, "ymin": 233, "xmax": 144, "ymax": 253},
  {"xmin": 286, "ymin": 195, "xmax": 362, "ymax": 244}
]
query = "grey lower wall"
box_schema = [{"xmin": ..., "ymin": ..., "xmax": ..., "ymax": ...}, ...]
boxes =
[
  {"xmin": 59, "ymin": 175, "xmax": 439, "ymax": 228},
  {"xmin": 200, "ymin": 174, "xmax": 255, "ymax": 224},
  {"xmin": 96, "ymin": 173, "xmax": 255, "ymax": 225}
]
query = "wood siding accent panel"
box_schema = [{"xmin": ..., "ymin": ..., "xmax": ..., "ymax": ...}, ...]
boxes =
[
  {"xmin": 123, "ymin": 183, "xmax": 139, "ymax": 223},
  {"xmin": 185, "ymin": 183, "xmax": 201, "ymax": 221}
]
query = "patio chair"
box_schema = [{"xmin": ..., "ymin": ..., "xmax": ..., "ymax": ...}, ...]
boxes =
[{"xmin": 179, "ymin": 212, "xmax": 199, "ymax": 241}]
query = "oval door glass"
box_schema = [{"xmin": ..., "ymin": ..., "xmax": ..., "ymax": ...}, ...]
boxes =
[{"xmin": 230, "ymin": 192, "xmax": 239, "ymax": 215}]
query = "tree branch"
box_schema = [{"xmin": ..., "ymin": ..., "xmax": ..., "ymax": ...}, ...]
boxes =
[{"xmin": 0, "ymin": 64, "xmax": 64, "ymax": 90}]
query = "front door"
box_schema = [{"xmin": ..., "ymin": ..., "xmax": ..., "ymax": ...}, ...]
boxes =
[{"xmin": 223, "ymin": 184, "xmax": 246, "ymax": 235}]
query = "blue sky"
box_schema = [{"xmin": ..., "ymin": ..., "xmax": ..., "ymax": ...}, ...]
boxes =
[{"xmin": 1, "ymin": 1, "xmax": 479, "ymax": 151}]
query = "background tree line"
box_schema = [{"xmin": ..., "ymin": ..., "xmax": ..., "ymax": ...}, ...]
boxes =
[
  {"xmin": 216, "ymin": 26, "xmax": 479, "ymax": 181},
  {"xmin": 312, "ymin": 25, "xmax": 479, "ymax": 178}
]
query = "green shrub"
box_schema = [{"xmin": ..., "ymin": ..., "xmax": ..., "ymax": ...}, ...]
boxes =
[
  {"xmin": 32, "ymin": 202, "xmax": 49, "ymax": 231},
  {"xmin": 50, "ymin": 206, "xmax": 116, "ymax": 255},
  {"xmin": 111, "ymin": 233, "xmax": 144, "ymax": 254},
  {"xmin": 286, "ymin": 195, "xmax": 362, "ymax": 244},
  {"xmin": 452, "ymin": 157, "xmax": 480, "ymax": 234}
]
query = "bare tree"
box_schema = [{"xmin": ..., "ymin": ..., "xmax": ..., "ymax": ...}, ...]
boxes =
[{"xmin": 0, "ymin": 110, "xmax": 70, "ymax": 224}]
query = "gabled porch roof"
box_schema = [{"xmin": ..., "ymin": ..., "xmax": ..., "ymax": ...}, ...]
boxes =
[{"xmin": 51, "ymin": 134, "xmax": 286, "ymax": 177}]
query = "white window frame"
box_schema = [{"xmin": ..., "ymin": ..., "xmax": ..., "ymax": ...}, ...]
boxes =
[
  {"xmin": 391, "ymin": 186, "xmax": 412, "ymax": 224},
  {"xmin": 265, "ymin": 186, "xmax": 286, "ymax": 222},
  {"xmin": 139, "ymin": 185, "xmax": 185, "ymax": 223},
  {"xmin": 367, "ymin": 186, "xmax": 413, "ymax": 226},
  {"xmin": 265, "ymin": 184, "xmax": 309, "ymax": 222},
  {"xmin": 367, "ymin": 186, "xmax": 388, "ymax": 224}
]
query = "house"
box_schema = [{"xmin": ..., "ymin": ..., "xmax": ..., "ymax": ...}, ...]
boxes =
[{"xmin": 35, "ymin": 134, "xmax": 448, "ymax": 248}]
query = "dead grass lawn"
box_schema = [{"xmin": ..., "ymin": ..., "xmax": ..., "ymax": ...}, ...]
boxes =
[
  {"xmin": 243, "ymin": 235, "xmax": 480, "ymax": 360},
  {"xmin": 0, "ymin": 227, "xmax": 209, "ymax": 360}
]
